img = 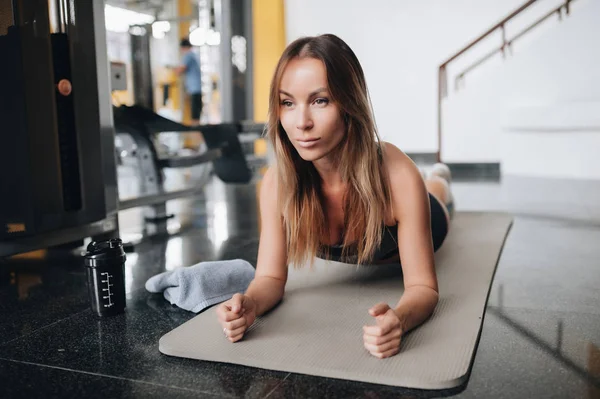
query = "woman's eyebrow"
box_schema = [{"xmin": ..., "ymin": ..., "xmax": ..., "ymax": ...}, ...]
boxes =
[{"xmin": 279, "ymin": 87, "xmax": 328, "ymax": 99}]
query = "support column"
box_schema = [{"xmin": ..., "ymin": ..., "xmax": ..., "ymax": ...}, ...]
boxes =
[
  {"xmin": 130, "ymin": 25, "xmax": 154, "ymax": 110},
  {"xmin": 217, "ymin": 0, "xmax": 252, "ymax": 122}
]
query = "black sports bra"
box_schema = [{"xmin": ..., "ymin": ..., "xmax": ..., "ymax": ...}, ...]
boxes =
[
  {"xmin": 316, "ymin": 193, "xmax": 449, "ymax": 264},
  {"xmin": 317, "ymin": 224, "xmax": 399, "ymax": 264}
]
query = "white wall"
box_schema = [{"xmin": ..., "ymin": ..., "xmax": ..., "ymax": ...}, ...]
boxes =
[
  {"xmin": 284, "ymin": 0, "xmax": 600, "ymax": 179},
  {"xmin": 443, "ymin": 0, "xmax": 600, "ymax": 179}
]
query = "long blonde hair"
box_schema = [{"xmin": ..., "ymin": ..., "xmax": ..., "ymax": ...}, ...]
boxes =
[{"xmin": 266, "ymin": 34, "xmax": 392, "ymax": 266}]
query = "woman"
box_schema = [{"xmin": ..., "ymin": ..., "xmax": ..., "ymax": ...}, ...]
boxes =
[{"xmin": 216, "ymin": 34, "xmax": 454, "ymax": 359}]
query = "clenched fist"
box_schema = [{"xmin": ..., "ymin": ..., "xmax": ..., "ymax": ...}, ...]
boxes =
[
  {"xmin": 363, "ymin": 302, "xmax": 403, "ymax": 359},
  {"xmin": 215, "ymin": 293, "xmax": 256, "ymax": 342}
]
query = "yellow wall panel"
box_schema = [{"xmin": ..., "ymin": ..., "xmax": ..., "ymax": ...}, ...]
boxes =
[{"xmin": 252, "ymin": 0, "xmax": 286, "ymax": 122}]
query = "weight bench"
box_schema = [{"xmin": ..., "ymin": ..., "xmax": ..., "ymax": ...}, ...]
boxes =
[{"xmin": 113, "ymin": 105, "xmax": 260, "ymax": 235}]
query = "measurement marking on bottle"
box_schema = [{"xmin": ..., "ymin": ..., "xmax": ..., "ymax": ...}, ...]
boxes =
[{"xmin": 100, "ymin": 272, "xmax": 114, "ymax": 308}]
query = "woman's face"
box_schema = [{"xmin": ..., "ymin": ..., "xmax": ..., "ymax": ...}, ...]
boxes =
[{"xmin": 278, "ymin": 57, "xmax": 346, "ymax": 162}]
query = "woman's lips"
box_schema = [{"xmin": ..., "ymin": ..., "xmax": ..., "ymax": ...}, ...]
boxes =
[{"xmin": 297, "ymin": 138, "xmax": 320, "ymax": 148}]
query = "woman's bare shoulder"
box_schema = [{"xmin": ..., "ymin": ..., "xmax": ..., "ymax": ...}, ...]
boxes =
[
  {"xmin": 261, "ymin": 165, "xmax": 278, "ymax": 187},
  {"xmin": 380, "ymin": 142, "xmax": 420, "ymax": 181},
  {"xmin": 380, "ymin": 142, "xmax": 426, "ymax": 216},
  {"xmin": 259, "ymin": 166, "xmax": 280, "ymax": 205}
]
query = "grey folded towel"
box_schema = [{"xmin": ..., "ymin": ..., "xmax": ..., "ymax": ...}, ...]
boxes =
[{"xmin": 145, "ymin": 259, "xmax": 255, "ymax": 313}]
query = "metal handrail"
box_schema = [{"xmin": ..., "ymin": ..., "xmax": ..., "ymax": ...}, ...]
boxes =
[{"xmin": 436, "ymin": 0, "xmax": 575, "ymax": 162}]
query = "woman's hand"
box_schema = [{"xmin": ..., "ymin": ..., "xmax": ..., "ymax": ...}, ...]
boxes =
[
  {"xmin": 363, "ymin": 303, "xmax": 403, "ymax": 359},
  {"xmin": 216, "ymin": 293, "xmax": 257, "ymax": 342}
]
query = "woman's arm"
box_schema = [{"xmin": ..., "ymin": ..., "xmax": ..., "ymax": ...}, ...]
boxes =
[
  {"xmin": 362, "ymin": 144, "xmax": 439, "ymax": 358},
  {"xmin": 387, "ymin": 145, "xmax": 439, "ymax": 333},
  {"xmin": 244, "ymin": 167, "xmax": 289, "ymax": 316}
]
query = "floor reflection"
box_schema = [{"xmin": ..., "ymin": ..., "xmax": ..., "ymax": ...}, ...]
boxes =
[{"xmin": 492, "ymin": 284, "xmax": 600, "ymax": 390}]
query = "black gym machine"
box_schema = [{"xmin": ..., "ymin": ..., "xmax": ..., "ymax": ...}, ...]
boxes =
[{"xmin": 0, "ymin": 0, "xmax": 262, "ymax": 258}]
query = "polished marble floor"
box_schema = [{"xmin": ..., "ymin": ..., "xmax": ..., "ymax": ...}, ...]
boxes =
[{"xmin": 1, "ymin": 168, "xmax": 599, "ymax": 398}]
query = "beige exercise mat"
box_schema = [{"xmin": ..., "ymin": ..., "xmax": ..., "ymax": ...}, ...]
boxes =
[{"xmin": 159, "ymin": 212, "xmax": 513, "ymax": 389}]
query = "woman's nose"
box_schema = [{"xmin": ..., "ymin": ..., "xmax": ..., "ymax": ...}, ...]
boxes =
[{"xmin": 296, "ymin": 106, "xmax": 313, "ymax": 130}]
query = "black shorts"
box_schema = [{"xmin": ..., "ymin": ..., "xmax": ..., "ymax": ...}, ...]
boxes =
[
  {"xmin": 190, "ymin": 93, "xmax": 203, "ymax": 120},
  {"xmin": 377, "ymin": 193, "xmax": 449, "ymax": 259},
  {"xmin": 429, "ymin": 193, "xmax": 449, "ymax": 252}
]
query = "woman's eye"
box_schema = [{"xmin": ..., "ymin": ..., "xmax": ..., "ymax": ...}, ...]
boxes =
[
  {"xmin": 281, "ymin": 100, "xmax": 293, "ymax": 107},
  {"xmin": 314, "ymin": 98, "xmax": 329, "ymax": 106}
]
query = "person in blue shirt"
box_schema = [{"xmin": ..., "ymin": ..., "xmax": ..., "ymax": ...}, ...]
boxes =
[{"xmin": 176, "ymin": 39, "xmax": 202, "ymax": 125}]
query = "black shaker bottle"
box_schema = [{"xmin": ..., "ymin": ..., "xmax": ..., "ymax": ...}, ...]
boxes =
[{"xmin": 84, "ymin": 239, "xmax": 127, "ymax": 317}]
